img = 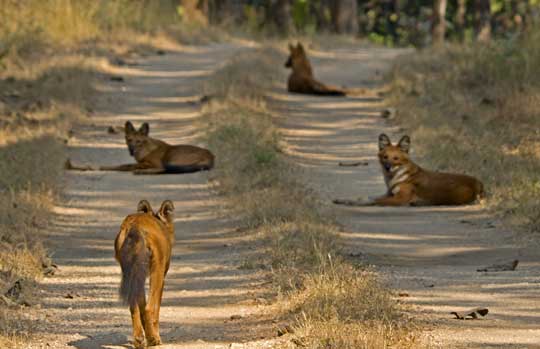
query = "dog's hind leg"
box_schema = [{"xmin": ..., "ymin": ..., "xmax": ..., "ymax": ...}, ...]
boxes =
[
  {"xmin": 144, "ymin": 270, "xmax": 165, "ymax": 346},
  {"xmin": 130, "ymin": 301, "xmax": 146, "ymax": 349}
]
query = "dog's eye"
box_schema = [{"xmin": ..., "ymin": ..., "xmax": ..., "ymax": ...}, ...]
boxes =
[
  {"xmin": 393, "ymin": 156, "xmax": 399, "ymax": 161},
  {"xmin": 383, "ymin": 155, "xmax": 388, "ymax": 160}
]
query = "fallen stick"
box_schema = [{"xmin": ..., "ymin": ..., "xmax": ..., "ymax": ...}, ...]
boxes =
[
  {"xmin": 451, "ymin": 307, "xmax": 489, "ymax": 320},
  {"xmin": 338, "ymin": 161, "xmax": 368, "ymax": 167},
  {"xmin": 477, "ymin": 259, "xmax": 519, "ymax": 272}
]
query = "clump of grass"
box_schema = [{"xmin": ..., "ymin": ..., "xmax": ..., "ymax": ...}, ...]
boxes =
[
  {"xmin": 388, "ymin": 29, "xmax": 540, "ymax": 233},
  {"xmin": 203, "ymin": 47, "xmax": 417, "ymax": 347},
  {"xmin": 287, "ymin": 264, "xmax": 418, "ymax": 348},
  {"xmin": 0, "ymin": 135, "xmax": 64, "ymax": 343}
]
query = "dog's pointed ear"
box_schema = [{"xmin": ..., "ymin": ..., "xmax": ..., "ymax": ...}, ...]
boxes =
[
  {"xmin": 125, "ymin": 121, "xmax": 135, "ymax": 134},
  {"xmin": 139, "ymin": 122, "xmax": 149, "ymax": 136},
  {"xmin": 137, "ymin": 200, "xmax": 153, "ymax": 214},
  {"xmin": 398, "ymin": 135, "xmax": 411, "ymax": 153},
  {"xmin": 378, "ymin": 133, "xmax": 391, "ymax": 151},
  {"xmin": 288, "ymin": 43, "xmax": 294, "ymax": 52},
  {"xmin": 157, "ymin": 200, "xmax": 174, "ymax": 223}
]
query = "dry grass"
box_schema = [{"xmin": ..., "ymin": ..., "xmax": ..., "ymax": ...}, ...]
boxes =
[
  {"xmin": 203, "ymin": 47, "xmax": 419, "ymax": 348},
  {"xmin": 0, "ymin": 0, "xmax": 224, "ymax": 67},
  {"xmin": 388, "ymin": 30, "xmax": 540, "ymax": 233}
]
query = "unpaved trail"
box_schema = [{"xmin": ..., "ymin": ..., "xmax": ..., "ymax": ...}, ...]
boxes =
[
  {"xmin": 31, "ymin": 43, "xmax": 276, "ymax": 349},
  {"xmin": 275, "ymin": 46, "xmax": 540, "ymax": 348}
]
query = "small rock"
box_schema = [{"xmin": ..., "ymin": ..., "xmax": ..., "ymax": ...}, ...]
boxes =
[
  {"xmin": 480, "ymin": 97, "xmax": 495, "ymax": 105},
  {"xmin": 109, "ymin": 76, "xmax": 125, "ymax": 82},
  {"xmin": 107, "ymin": 126, "xmax": 122, "ymax": 134},
  {"xmin": 111, "ymin": 57, "xmax": 127, "ymax": 66},
  {"xmin": 230, "ymin": 314, "xmax": 243, "ymax": 320},
  {"xmin": 348, "ymin": 251, "xmax": 364, "ymax": 258},
  {"xmin": 398, "ymin": 292, "xmax": 409, "ymax": 297},
  {"xmin": 156, "ymin": 49, "xmax": 166, "ymax": 55},
  {"xmin": 380, "ymin": 108, "xmax": 397, "ymax": 119}
]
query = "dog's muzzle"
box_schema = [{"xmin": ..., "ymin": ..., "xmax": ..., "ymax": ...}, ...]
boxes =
[{"xmin": 284, "ymin": 58, "xmax": 292, "ymax": 68}]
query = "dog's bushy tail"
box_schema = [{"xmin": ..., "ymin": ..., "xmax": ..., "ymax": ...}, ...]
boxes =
[
  {"xmin": 119, "ymin": 228, "xmax": 149, "ymax": 308},
  {"xmin": 312, "ymin": 81, "xmax": 347, "ymax": 96}
]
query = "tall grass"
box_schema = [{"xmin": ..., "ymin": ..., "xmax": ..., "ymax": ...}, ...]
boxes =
[
  {"xmin": 0, "ymin": 0, "xmax": 179, "ymax": 57},
  {"xmin": 202, "ymin": 47, "xmax": 419, "ymax": 348},
  {"xmin": 388, "ymin": 30, "xmax": 540, "ymax": 232},
  {"xmin": 0, "ymin": 0, "xmax": 224, "ymax": 66}
]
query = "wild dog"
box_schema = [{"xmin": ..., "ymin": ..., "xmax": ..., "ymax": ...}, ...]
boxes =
[
  {"xmin": 333, "ymin": 134, "xmax": 484, "ymax": 206},
  {"xmin": 115, "ymin": 199, "xmax": 174, "ymax": 348},
  {"xmin": 285, "ymin": 42, "xmax": 347, "ymax": 96},
  {"xmin": 97, "ymin": 121, "xmax": 215, "ymax": 174}
]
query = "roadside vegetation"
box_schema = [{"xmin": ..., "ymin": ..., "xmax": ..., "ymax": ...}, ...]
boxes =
[
  {"xmin": 388, "ymin": 30, "xmax": 540, "ymax": 233},
  {"xmin": 202, "ymin": 47, "xmax": 419, "ymax": 348}
]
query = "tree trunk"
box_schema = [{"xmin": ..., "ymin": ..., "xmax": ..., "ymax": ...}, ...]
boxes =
[
  {"xmin": 209, "ymin": 0, "xmax": 243, "ymax": 25},
  {"xmin": 455, "ymin": 0, "xmax": 466, "ymax": 42},
  {"xmin": 312, "ymin": 0, "xmax": 332, "ymax": 32},
  {"xmin": 198, "ymin": 0, "xmax": 209, "ymax": 19},
  {"xmin": 331, "ymin": 0, "xmax": 359, "ymax": 34},
  {"xmin": 432, "ymin": 0, "xmax": 447, "ymax": 46},
  {"xmin": 475, "ymin": 0, "xmax": 491, "ymax": 42},
  {"xmin": 266, "ymin": 0, "xmax": 293, "ymax": 36}
]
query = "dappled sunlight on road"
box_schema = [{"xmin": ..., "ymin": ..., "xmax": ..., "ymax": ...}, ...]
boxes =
[{"xmin": 38, "ymin": 43, "xmax": 275, "ymax": 349}]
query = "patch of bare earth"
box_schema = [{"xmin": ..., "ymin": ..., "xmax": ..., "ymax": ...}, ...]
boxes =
[
  {"xmin": 273, "ymin": 46, "xmax": 540, "ymax": 348},
  {"xmin": 23, "ymin": 43, "xmax": 283, "ymax": 349}
]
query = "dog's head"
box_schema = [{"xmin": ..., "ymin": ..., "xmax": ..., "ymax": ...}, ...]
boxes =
[
  {"xmin": 285, "ymin": 42, "xmax": 308, "ymax": 69},
  {"xmin": 124, "ymin": 121, "xmax": 152, "ymax": 160},
  {"xmin": 378, "ymin": 133, "xmax": 411, "ymax": 173}
]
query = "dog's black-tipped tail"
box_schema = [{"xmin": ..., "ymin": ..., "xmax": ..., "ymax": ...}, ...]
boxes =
[{"xmin": 119, "ymin": 228, "xmax": 148, "ymax": 308}]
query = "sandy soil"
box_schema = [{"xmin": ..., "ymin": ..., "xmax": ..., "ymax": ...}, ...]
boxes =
[
  {"xmin": 274, "ymin": 46, "xmax": 540, "ymax": 348},
  {"xmin": 27, "ymin": 43, "xmax": 278, "ymax": 349}
]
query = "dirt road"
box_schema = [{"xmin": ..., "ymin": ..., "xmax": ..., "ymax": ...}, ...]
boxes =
[
  {"xmin": 31, "ymin": 43, "xmax": 276, "ymax": 349},
  {"xmin": 275, "ymin": 46, "xmax": 540, "ymax": 348},
  {"xmin": 28, "ymin": 42, "xmax": 539, "ymax": 349}
]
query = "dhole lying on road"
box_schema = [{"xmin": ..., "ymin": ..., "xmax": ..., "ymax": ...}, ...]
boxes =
[
  {"xmin": 285, "ymin": 42, "xmax": 348, "ymax": 96},
  {"xmin": 66, "ymin": 121, "xmax": 214, "ymax": 174},
  {"xmin": 334, "ymin": 134, "xmax": 484, "ymax": 206},
  {"xmin": 115, "ymin": 199, "xmax": 174, "ymax": 348},
  {"xmin": 101, "ymin": 121, "xmax": 215, "ymax": 174}
]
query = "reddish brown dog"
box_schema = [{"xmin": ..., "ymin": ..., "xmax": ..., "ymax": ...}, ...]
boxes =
[
  {"xmin": 115, "ymin": 199, "xmax": 174, "ymax": 348},
  {"xmin": 285, "ymin": 42, "xmax": 347, "ymax": 96},
  {"xmin": 102, "ymin": 121, "xmax": 214, "ymax": 174},
  {"xmin": 334, "ymin": 134, "xmax": 484, "ymax": 206}
]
